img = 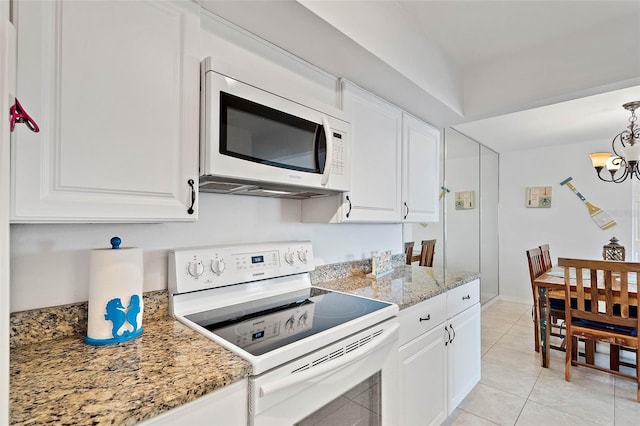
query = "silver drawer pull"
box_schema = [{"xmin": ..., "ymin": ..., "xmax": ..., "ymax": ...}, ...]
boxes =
[
  {"xmin": 419, "ymin": 314, "xmax": 431, "ymax": 322},
  {"xmin": 462, "ymin": 295, "xmax": 471, "ymax": 300}
]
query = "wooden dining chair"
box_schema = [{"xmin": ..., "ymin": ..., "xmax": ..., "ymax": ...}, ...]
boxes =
[
  {"xmin": 418, "ymin": 239, "xmax": 436, "ymax": 267},
  {"xmin": 539, "ymin": 244, "xmax": 552, "ymax": 271},
  {"xmin": 559, "ymin": 257, "xmax": 640, "ymax": 402},
  {"xmin": 404, "ymin": 242, "xmax": 420, "ymax": 265},
  {"xmin": 527, "ymin": 248, "xmax": 544, "ymax": 352},
  {"xmin": 526, "ymin": 247, "xmax": 566, "ymax": 353},
  {"xmin": 539, "ymin": 244, "xmax": 566, "ymax": 335}
]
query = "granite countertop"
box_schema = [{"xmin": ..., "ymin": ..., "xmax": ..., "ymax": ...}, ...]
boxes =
[
  {"xmin": 313, "ymin": 264, "xmax": 480, "ymax": 310},
  {"xmin": 9, "ymin": 291, "xmax": 251, "ymax": 426},
  {"xmin": 9, "ymin": 261, "xmax": 478, "ymax": 425}
]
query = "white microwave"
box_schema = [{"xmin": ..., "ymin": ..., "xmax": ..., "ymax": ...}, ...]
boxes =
[{"xmin": 199, "ymin": 57, "xmax": 350, "ymax": 198}]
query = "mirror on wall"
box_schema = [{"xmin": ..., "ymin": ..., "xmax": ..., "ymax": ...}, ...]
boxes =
[
  {"xmin": 403, "ymin": 128, "xmax": 499, "ymax": 304},
  {"xmin": 480, "ymin": 145, "xmax": 499, "ymax": 303},
  {"xmin": 402, "ymin": 127, "xmax": 445, "ymax": 274},
  {"xmin": 444, "ymin": 129, "xmax": 480, "ymax": 276}
]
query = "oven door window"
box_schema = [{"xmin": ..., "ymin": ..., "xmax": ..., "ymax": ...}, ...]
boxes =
[
  {"xmin": 295, "ymin": 373, "xmax": 381, "ymax": 426},
  {"xmin": 220, "ymin": 92, "xmax": 327, "ymax": 174}
]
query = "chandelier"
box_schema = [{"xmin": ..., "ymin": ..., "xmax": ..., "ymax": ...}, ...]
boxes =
[{"xmin": 589, "ymin": 101, "xmax": 640, "ymax": 182}]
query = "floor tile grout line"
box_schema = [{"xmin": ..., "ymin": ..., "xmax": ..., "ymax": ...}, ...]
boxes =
[
  {"xmin": 455, "ymin": 302, "xmax": 628, "ymax": 425},
  {"xmin": 483, "ymin": 303, "xmax": 540, "ymax": 426},
  {"xmin": 456, "ymin": 405, "xmax": 501, "ymax": 425},
  {"xmin": 483, "ymin": 302, "xmax": 624, "ymax": 426}
]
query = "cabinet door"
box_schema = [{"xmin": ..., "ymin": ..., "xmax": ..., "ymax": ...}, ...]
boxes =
[
  {"xmin": 340, "ymin": 80, "xmax": 402, "ymax": 222},
  {"xmin": 139, "ymin": 380, "xmax": 247, "ymax": 426},
  {"xmin": 402, "ymin": 113, "xmax": 440, "ymax": 223},
  {"xmin": 399, "ymin": 324, "xmax": 448, "ymax": 426},
  {"xmin": 447, "ymin": 303, "xmax": 481, "ymax": 413},
  {"xmin": 11, "ymin": 0, "xmax": 200, "ymax": 222}
]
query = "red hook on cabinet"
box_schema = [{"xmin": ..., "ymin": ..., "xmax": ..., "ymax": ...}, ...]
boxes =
[{"xmin": 10, "ymin": 98, "xmax": 39, "ymax": 133}]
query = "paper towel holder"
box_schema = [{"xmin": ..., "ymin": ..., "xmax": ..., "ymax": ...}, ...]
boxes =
[{"xmin": 84, "ymin": 237, "xmax": 144, "ymax": 346}]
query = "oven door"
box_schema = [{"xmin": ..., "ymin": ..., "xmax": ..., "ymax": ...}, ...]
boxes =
[
  {"xmin": 200, "ymin": 59, "xmax": 350, "ymax": 193},
  {"xmin": 249, "ymin": 319, "xmax": 399, "ymax": 426}
]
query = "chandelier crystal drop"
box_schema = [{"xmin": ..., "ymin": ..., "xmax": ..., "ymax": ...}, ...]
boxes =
[{"xmin": 590, "ymin": 101, "xmax": 640, "ymax": 183}]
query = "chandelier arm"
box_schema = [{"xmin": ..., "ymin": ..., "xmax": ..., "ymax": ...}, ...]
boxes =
[
  {"xmin": 633, "ymin": 162, "xmax": 640, "ymax": 181},
  {"xmin": 611, "ymin": 166, "xmax": 630, "ymax": 183},
  {"xmin": 612, "ymin": 133, "xmax": 626, "ymax": 156},
  {"xmin": 595, "ymin": 167, "xmax": 614, "ymax": 182}
]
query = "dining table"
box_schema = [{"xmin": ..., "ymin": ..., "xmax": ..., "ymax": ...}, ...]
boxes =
[{"xmin": 533, "ymin": 265, "xmax": 639, "ymax": 368}]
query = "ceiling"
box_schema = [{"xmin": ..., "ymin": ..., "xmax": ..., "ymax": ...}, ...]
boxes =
[
  {"xmin": 400, "ymin": 1, "xmax": 638, "ymax": 68},
  {"xmin": 200, "ymin": 0, "xmax": 640, "ymax": 153}
]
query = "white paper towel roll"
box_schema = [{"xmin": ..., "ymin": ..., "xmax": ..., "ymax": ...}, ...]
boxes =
[{"xmin": 85, "ymin": 241, "xmax": 144, "ymax": 345}]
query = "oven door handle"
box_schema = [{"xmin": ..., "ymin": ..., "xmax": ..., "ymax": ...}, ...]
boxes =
[{"xmin": 259, "ymin": 322, "xmax": 399, "ymax": 398}]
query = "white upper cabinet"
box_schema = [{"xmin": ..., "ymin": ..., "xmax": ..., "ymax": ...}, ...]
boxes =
[
  {"xmin": 337, "ymin": 79, "xmax": 402, "ymax": 222},
  {"xmin": 402, "ymin": 113, "xmax": 440, "ymax": 223},
  {"xmin": 302, "ymin": 80, "xmax": 402, "ymax": 223},
  {"xmin": 11, "ymin": 0, "xmax": 200, "ymax": 222},
  {"xmin": 302, "ymin": 81, "xmax": 442, "ymax": 224}
]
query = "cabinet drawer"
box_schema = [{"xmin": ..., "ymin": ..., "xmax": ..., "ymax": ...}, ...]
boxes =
[
  {"xmin": 399, "ymin": 292, "xmax": 446, "ymax": 346},
  {"xmin": 447, "ymin": 279, "xmax": 480, "ymax": 318}
]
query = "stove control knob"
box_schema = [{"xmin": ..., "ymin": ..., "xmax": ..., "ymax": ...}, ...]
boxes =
[
  {"xmin": 297, "ymin": 250, "xmax": 308, "ymax": 263},
  {"xmin": 285, "ymin": 315, "xmax": 295, "ymax": 330},
  {"xmin": 284, "ymin": 251, "xmax": 295, "ymax": 265},
  {"xmin": 187, "ymin": 261, "xmax": 204, "ymax": 278},
  {"xmin": 211, "ymin": 258, "xmax": 225, "ymax": 275}
]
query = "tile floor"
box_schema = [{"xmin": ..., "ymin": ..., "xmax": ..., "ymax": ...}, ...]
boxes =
[{"xmin": 444, "ymin": 299, "xmax": 640, "ymax": 426}]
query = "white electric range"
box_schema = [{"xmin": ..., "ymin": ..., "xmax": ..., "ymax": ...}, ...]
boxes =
[{"xmin": 168, "ymin": 241, "xmax": 400, "ymax": 425}]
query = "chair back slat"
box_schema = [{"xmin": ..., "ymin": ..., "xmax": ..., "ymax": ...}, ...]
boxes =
[
  {"xmin": 571, "ymin": 266, "xmax": 585, "ymax": 311},
  {"xmin": 604, "ymin": 270, "xmax": 614, "ymax": 315},
  {"xmin": 620, "ymin": 273, "xmax": 630, "ymax": 318},
  {"xmin": 589, "ymin": 269, "xmax": 599, "ymax": 313}
]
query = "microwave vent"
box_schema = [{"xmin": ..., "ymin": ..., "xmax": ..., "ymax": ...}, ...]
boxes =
[
  {"xmin": 199, "ymin": 176, "xmax": 333, "ymax": 199},
  {"xmin": 199, "ymin": 181, "xmax": 257, "ymax": 193}
]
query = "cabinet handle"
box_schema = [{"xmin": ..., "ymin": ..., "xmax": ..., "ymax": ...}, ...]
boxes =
[
  {"xmin": 449, "ymin": 324, "xmax": 456, "ymax": 344},
  {"xmin": 419, "ymin": 314, "xmax": 431, "ymax": 322},
  {"xmin": 346, "ymin": 195, "xmax": 352, "ymax": 218},
  {"xmin": 462, "ymin": 295, "xmax": 471, "ymax": 301},
  {"xmin": 444, "ymin": 325, "xmax": 451, "ymax": 346},
  {"xmin": 404, "ymin": 202, "xmax": 409, "ymax": 219},
  {"xmin": 187, "ymin": 179, "xmax": 196, "ymax": 215}
]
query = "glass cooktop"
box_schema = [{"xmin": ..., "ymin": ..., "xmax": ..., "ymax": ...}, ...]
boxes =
[{"xmin": 185, "ymin": 287, "xmax": 392, "ymax": 356}]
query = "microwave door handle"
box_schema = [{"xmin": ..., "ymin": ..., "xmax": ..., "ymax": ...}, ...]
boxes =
[{"xmin": 320, "ymin": 117, "xmax": 333, "ymax": 186}]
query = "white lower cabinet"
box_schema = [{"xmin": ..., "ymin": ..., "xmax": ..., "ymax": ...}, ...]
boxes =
[
  {"xmin": 398, "ymin": 279, "xmax": 481, "ymax": 424},
  {"xmin": 399, "ymin": 321, "xmax": 448, "ymax": 426},
  {"xmin": 138, "ymin": 379, "xmax": 247, "ymax": 426},
  {"xmin": 447, "ymin": 302, "xmax": 481, "ymax": 413}
]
